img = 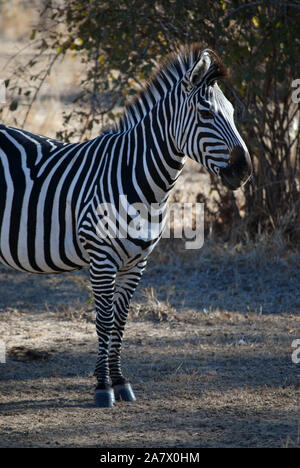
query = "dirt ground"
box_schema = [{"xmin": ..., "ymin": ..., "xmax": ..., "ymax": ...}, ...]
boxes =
[{"xmin": 0, "ymin": 239, "xmax": 299, "ymax": 448}]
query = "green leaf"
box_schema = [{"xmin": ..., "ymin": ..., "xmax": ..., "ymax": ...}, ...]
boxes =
[{"xmin": 30, "ymin": 29, "xmax": 36, "ymax": 40}]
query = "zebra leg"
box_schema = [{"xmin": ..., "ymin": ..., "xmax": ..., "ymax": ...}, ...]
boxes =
[
  {"xmin": 109, "ymin": 260, "xmax": 147, "ymax": 402},
  {"xmin": 89, "ymin": 259, "xmax": 117, "ymax": 407}
]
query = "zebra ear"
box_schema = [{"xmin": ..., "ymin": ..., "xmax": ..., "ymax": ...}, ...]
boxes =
[{"xmin": 189, "ymin": 50, "xmax": 211, "ymax": 87}]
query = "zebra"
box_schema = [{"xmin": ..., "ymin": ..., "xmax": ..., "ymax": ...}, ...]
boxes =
[{"xmin": 0, "ymin": 45, "xmax": 252, "ymax": 407}]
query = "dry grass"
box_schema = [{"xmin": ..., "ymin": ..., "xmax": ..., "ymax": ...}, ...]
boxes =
[
  {"xmin": 0, "ymin": 286, "xmax": 299, "ymax": 447},
  {"xmin": 130, "ymin": 286, "xmax": 177, "ymax": 322}
]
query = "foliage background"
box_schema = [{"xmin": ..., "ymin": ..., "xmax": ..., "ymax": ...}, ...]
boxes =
[{"xmin": 1, "ymin": 0, "xmax": 300, "ymax": 244}]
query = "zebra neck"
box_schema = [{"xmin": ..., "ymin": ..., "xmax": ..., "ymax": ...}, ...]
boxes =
[{"xmin": 122, "ymin": 106, "xmax": 186, "ymax": 205}]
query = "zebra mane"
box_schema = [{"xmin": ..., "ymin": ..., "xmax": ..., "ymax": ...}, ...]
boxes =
[{"xmin": 117, "ymin": 44, "xmax": 228, "ymax": 131}]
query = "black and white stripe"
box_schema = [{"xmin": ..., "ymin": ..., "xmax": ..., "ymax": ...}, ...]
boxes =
[{"xmin": 0, "ymin": 45, "xmax": 251, "ymax": 406}]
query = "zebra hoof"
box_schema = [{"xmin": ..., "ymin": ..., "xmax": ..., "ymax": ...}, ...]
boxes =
[
  {"xmin": 113, "ymin": 382, "xmax": 136, "ymax": 402},
  {"xmin": 94, "ymin": 388, "xmax": 115, "ymax": 407}
]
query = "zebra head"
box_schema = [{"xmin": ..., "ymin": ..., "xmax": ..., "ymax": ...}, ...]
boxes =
[{"xmin": 178, "ymin": 49, "xmax": 252, "ymax": 190}]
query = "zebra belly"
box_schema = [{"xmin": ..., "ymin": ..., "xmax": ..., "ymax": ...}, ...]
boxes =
[
  {"xmin": 0, "ymin": 213, "xmax": 89, "ymax": 274},
  {"xmin": 0, "ymin": 214, "xmax": 89, "ymax": 273},
  {"xmin": 0, "ymin": 180, "xmax": 89, "ymax": 273}
]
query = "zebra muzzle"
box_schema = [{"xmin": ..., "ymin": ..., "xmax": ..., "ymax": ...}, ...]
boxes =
[{"xmin": 220, "ymin": 146, "xmax": 252, "ymax": 190}]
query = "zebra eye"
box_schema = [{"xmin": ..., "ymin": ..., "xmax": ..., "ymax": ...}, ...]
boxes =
[{"xmin": 200, "ymin": 109, "xmax": 214, "ymax": 120}]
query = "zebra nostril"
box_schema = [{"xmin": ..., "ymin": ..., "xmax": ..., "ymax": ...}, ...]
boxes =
[
  {"xmin": 220, "ymin": 146, "xmax": 252, "ymax": 190},
  {"xmin": 230, "ymin": 147, "xmax": 251, "ymax": 177},
  {"xmin": 229, "ymin": 146, "xmax": 245, "ymax": 165}
]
